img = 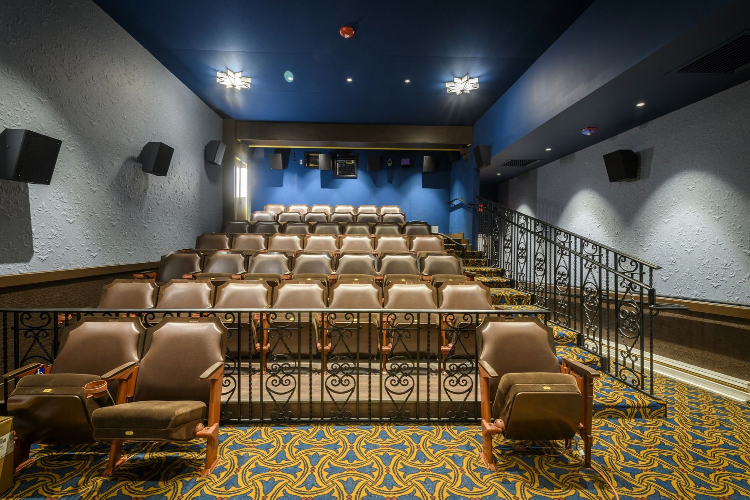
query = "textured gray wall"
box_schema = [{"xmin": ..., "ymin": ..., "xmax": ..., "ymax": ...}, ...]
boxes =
[
  {"xmin": 500, "ymin": 80, "xmax": 750, "ymax": 305},
  {"xmin": 0, "ymin": 0, "xmax": 222, "ymax": 274}
]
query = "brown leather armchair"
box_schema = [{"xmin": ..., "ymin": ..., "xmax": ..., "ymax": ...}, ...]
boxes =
[
  {"xmin": 184, "ymin": 251, "xmax": 248, "ymax": 283},
  {"xmin": 477, "ymin": 317, "xmax": 599, "ymax": 469},
  {"xmin": 195, "ymin": 233, "xmax": 231, "ymax": 250},
  {"xmin": 437, "ymin": 282, "xmax": 493, "ymax": 366},
  {"xmin": 4, "ymin": 317, "xmax": 144, "ymax": 471},
  {"xmin": 419, "ymin": 253, "xmax": 469, "ymax": 288},
  {"xmin": 381, "ymin": 282, "xmax": 439, "ymax": 370},
  {"xmin": 214, "ymin": 280, "xmax": 272, "ymax": 359},
  {"xmin": 304, "ymin": 234, "xmax": 338, "ymax": 253},
  {"xmin": 244, "ymin": 252, "xmax": 293, "ymax": 288},
  {"xmin": 92, "ymin": 317, "xmax": 227, "ymax": 476},
  {"xmin": 98, "ymin": 279, "xmax": 158, "ymax": 310},
  {"xmin": 134, "ymin": 251, "xmax": 202, "ymax": 285}
]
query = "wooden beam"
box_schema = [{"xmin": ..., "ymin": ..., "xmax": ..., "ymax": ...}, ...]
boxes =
[{"xmin": 0, "ymin": 261, "xmax": 159, "ymax": 289}]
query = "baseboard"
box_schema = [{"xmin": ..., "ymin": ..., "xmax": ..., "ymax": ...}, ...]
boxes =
[
  {"xmin": 0, "ymin": 261, "xmax": 159, "ymax": 289},
  {"xmin": 651, "ymin": 354, "xmax": 750, "ymax": 402}
]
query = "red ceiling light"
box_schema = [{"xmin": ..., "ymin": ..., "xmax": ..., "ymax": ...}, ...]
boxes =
[{"xmin": 339, "ymin": 25, "xmax": 355, "ymax": 38}]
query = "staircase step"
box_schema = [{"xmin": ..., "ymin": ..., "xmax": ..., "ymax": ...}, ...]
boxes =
[
  {"xmin": 462, "ymin": 250, "xmax": 483, "ymax": 258},
  {"xmin": 463, "ymin": 258, "xmax": 487, "ymax": 267},
  {"xmin": 490, "ymin": 288, "xmax": 533, "ymax": 306},
  {"xmin": 464, "ymin": 266, "xmax": 504, "ymax": 277},
  {"xmin": 476, "ymin": 276, "xmax": 515, "ymax": 289},
  {"xmin": 552, "ymin": 325, "xmax": 578, "ymax": 347},
  {"xmin": 445, "ymin": 233, "xmax": 464, "ymax": 240}
]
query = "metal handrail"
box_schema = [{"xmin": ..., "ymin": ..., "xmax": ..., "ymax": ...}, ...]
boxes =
[
  {"xmin": 448, "ymin": 197, "xmax": 476, "ymax": 208},
  {"xmin": 437, "ymin": 233, "xmax": 468, "ymax": 258}
]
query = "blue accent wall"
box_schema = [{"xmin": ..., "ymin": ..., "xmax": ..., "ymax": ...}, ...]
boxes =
[
  {"xmin": 249, "ymin": 150, "xmax": 455, "ymax": 233},
  {"xmin": 448, "ymin": 152, "xmax": 479, "ymax": 241}
]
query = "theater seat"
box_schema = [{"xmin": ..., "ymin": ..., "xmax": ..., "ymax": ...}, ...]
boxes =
[
  {"xmin": 379, "ymin": 253, "xmax": 421, "ymax": 287},
  {"xmin": 267, "ymin": 234, "xmax": 304, "ymax": 254},
  {"xmin": 304, "ymin": 234, "xmax": 338, "ymax": 253},
  {"xmin": 374, "ymin": 235, "xmax": 410, "ymax": 254},
  {"xmin": 404, "ymin": 221, "xmax": 431, "ymax": 235},
  {"xmin": 287, "ymin": 204, "xmax": 309, "ymax": 215},
  {"xmin": 379, "ymin": 205, "xmax": 402, "ymax": 215},
  {"xmin": 214, "ymin": 280, "xmax": 272, "ymax": 358},
  {"xmin": 313, "ymin": 222, "xmax": 342, "ymax": 235},
  {"xmin": 344, "ymin": 222, "xmax": 372, "ymax": 235},
  {"xmin": 189, "ymin": 251, "xmax": 248, "ymax": 282},
  {"xmin": 330, "ymin": 212, "xmax": 355, "ymax": 223},
  {"xmin": 354, "ymin": 213, "xmax": 379, "ymax": 224},
  {"xmin": 221, "ymin": 220, "xmax": 250, "ymax": 233},
  {"xmin": 292, "ymin": 252, "xmax": 334, "ymax": 282},
  {"xmin": 98, "ymin": 279, "xmax": 158, "ymax": 309},
  {"xmin": 137, "ymin": 251, "xmax": 202, "ymax": 285},
  {"xmin": 92, "ymin": 317, "xmax": 227, "ymax": 476},
  {"xmin": 304, "ymin": 212, "xmax": 328, "ymax": 223},
  {"xmin": 232, "ymin": 234, "xmax": 267, "ymax": 253},
  {"xmin": 282, "ymin": 222, "xmax": 311, "ymax": 235},
  {"xmin": 251, "ymin": 211, "xmax": 277, "ymax": 222},
  {"xmin": 411, "ymin": 235, "xmax": 445, "ymax": 254},
  {"xmin": 253, "ymin": 221, "xmax": 281, "ymax": 234},
  {"xmin": 310, "ymin": 204, "xmax": 332, "ymax": 216},
  {"xmin": 357, "ymin": 205, "xmax": 378, "ymax": 214},
  {"xmin": 5, "ymin": 317, "xmax": 144, "ymax": 471},
  {"xmin": 195, "ymin": 233, "xmax": 231, "ymax": 250},
  {"xmin": 264, "ymin": 204, "xmax": 286, "ymax": 215},
  {"xmin": 478, "ymin": 317, "xmax": 599, "ymax": 469},
  {"xmin": 334, "ymin": 204, "xmax": 355, "ymax": 213},
  {"xmin": 438, "ymin": 281, "xmax": 493, "ymax": 363},
  {"xmin": 374, "ymin": 222, "xmax": 402, "ymax": 235},
  {"xmin": 244, "ymin": 252, "xmax": 292, "ymax": 287},
  {"xmin": 278, "ymin": 212, "xmax": 302, "ymax": 223},
  {"xmin": 381, "ymin": 282, "xmax": 438, "ymax": 364},
  {"xmin": 339, "ymin": 235, "xmax": 374, "ymax": 253},
  {"xmin": 336, "ymin": 253, "xmax": 379, "ymax": 280},
  {"xmin": 381, "ymin": 213, "xmax": 406, "ymax": 224},
  {"xmin": 419, "ymin": 253, "xmax": 467, "ymax": 287},
  {"xmin": 156, "ymin": 280, "xmax": 215, "ymax": 310}
]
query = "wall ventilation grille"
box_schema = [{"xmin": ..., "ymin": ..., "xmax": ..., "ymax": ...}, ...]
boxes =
[
  {"xmin": 675, "ymin": 32, "xmax": 750, "ymax": 74},
  {"xmin": 501, "ymin": 159, "xmax": 539, "ymax": 167}
]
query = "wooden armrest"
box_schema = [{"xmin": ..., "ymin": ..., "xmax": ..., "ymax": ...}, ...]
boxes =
[
  {"xmin": 3, "ymin": 363, "xmax": 44, "ymax": 379},
  {"xmin": 199, "ymin": 361, "xmax": 225, "ymax": 380},
  {"xmin": 102, "ymin": 362, "xmax": 138, "ymax": 380},
  {"xmin": 182, "ymin": 273, "xmax": 197, "ymax": 279},
  {"xmin": 134, "ymin": 272, "xmax": 157, "ymax": 279},
  {"xmin": 465, "ymin": 271, "xmax": 476, "ymax": 280},
  {"xmin": 478, "ymin": 360, "xmax": 498, "ymax": 379},
  {"xmin": 562, "ymin": 357, "xmax": 600, "ymax": 378}
]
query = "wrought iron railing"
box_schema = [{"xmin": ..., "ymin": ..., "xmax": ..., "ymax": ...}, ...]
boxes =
[
  {"xmin": 0, "ymin": 307, "xmax": 547, "ymax": 424},
  {"xmin": 477, "ymin": 197, "xmax": 661, "ymax": 395}
]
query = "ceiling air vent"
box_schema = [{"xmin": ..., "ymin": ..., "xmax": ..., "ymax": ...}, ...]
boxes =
[
  {"xmin": 674, "ymin": 31, "xmax": 750, "ymax": 74},
  {"xmin": 501, "ymin": 159, "xmax": 539, "ymax": 168}
]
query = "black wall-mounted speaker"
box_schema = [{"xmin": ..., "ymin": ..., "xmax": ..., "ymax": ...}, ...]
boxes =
[
  {"xmin": 367, "ymin": 155, "xmax": 380, "ymax": 171},
  {"xmin": 603, "ymin": 150, "xmax": 638, "ymax": 182},
  {"xmin": 0, "ymin": 129, "xmax": 62, "ymax": 185},
  {"xmin": 474, "ymin": 144, "xmax": 491, "ymax": 168},
  {"xmin": 319, "ymin": 154, "xmax": 332, "ymax": 171},
  {"xmin": 270, "ymin": 153, "xmax": 284, "ymax": 170},
  {"xmin": 140, "ymin": 142, "xmax": 174, "ymax": 176},
  {"xmin": 423, "ymin": 156, "xmax": 436, "ymax": 173},
  {"xmin": 205, "ymin": 140, "xmax": 225, "ymax": 166}
]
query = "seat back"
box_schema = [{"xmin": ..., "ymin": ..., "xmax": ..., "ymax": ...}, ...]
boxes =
[
  {"xmin": 330, "ymin": 213, "xmax": 355, "ymax": 223},
  {"xmin": 268, "ymin": 234, "xmax": 303, "ymax": 253},
  {"xmin": 420, "ymin": 254, "xmax": 463, "ymax": 276},
  {"xmin": 375, "ymin": 235, "xmax": 410, "ymax": 254},
  {"xmin": 439, "ymin": 282, "xmax": 492, "ymax": 310},
  {"xmin": 214, "ymin": 280, "xmax": 271, "ymax": 309},
  {"xmin": 52, "ymin": 317, "xmax": 145, "ymax": 376},
  {"xmin": 304, "ymin": 212, "xmax": 328, "ymax": 223},
  {"xmin": 98, "ymin": 280, "xmax": 157, "ymax": 309},
  {"xmin": 282, "ymin": 222, "xmax": 311, "ymax": 234},
  {"xmin": 379, "ymin": 254, "xmax": 419, "ymax": 276},
  {"xmin": 354, "ymin": 213, "xmax": 379, "ymax": 224},
  {"xmin": 344, "ymin": 223, "xmax": 372, "ymax": 235},
  {"xmin": 411, "ymin": 235, "xmax": 444, "ymax": 253},
  {"xmin": 251, "ymin": 211, "xmax": 277, "ymax": 222},
  {"xmin": 381, "ymin": 213, "xmax": 406, "ymax": 224},
  {"xmin": 339, "ymin": 235, "xmax": 373, "ymax": 252},
  {"xmin": 196, "ymin": 233, "xmax": 230, "ymax": 250},
  {"xmin": 334, "ymin": 204, "xmax": 355, "ymax": 213},
  {"xmin": 156, "ymin": 280, "xmax": 215, "ymax": 309},
  {"xmin": 310, "ymin": 205, "xmax": 332, "ymax": 216},
  {"xmin": 304, "ymin": 234, "xmax": 338, "ymax": 253},
  {"xmin": 382, "ymin": 282, "xmax": 438, "ymax": 355},
  {"xmin": 357, "ymin": 205, "xmax": 378, "ymax": 214},
  {"xmin": 313, "ymin": 222, "xmax": 342, "ymax": 235},
  {"xmin": 202, "ymin": 251, "xmax": 247, "ymax": 274},
  {"xmin": 379, "ymin": 205, "xmax": 402, "ymax": 214},
  {"xmin": 155, "ymin": 252, "xmax": 203, "ymax": 284},
  {"xmin": 374, "ymin": 223, "xmax": 402, "ymax": 235},
  {"xmin": 221, "ymin": 220, "xmax": 250, "ymax": 233},
  {"xmin": 329, "ymin": 282, "xmax": 381, "ymax": 309},
  {"xmin": 252, "ymin": 222, "xmax": 281, "ymax": 234},
  {"xmin": 264, "ymin": 204, "xmax": 286, "ymax": 215},
  {"xmin": 273, "ymin": 281, "xmax": 328, "ymax": 309},
  {"xmin": 287, "ymin": 204, "xmax": 309, "ymax": 215},
  {"xmin": 336, "ymin": 253, "xmax": 378, "ymax": 276},
  {"xmin": 383, "ymin": 282, "xmax": 437, "ymax": 309},
  {"xmin": 404, "ymin": 221, "xmax": 431, "ymax": 235},
  {"xmin": 293, "ymin": 252, "xmax": 333, "ymax": 275},
  {"xmin": 134, "ymin": 318, "xmax": 227, "ymax": 404},
  {"xmin": 278, "ymin": 212, "xmax": 302, "ymax": 223},
  {"xmin": 232, "ymin": 234, "xmax": 267, "ymax": 251},
  {"xmin": 247, "ymin": 252, "xmax": 291, "ymax": 275}
]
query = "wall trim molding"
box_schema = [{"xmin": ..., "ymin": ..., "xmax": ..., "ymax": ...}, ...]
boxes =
[{"xmin": 0, "ymin": 262, "xmax": 159, "ymax": 289}]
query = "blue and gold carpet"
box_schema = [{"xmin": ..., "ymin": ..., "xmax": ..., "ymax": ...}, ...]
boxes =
[{"xmin": 6, "ymin": 374, "xmax": 749, "ymax": 499}]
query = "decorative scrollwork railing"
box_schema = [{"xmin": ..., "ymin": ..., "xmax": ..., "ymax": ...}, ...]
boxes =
[{"xmin": 477, "ymin": 197, "xmax": 661, "ymax": 395}]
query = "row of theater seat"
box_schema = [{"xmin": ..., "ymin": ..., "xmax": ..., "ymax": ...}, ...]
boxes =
[
  {"xmin": 136, "ymin": 250, "xmax": 469, "ymax": 287},
  {"xmin": 195, "ymin": 233, "xmax": 443, "ymax": 252},
  {"xmin": 219, "ymin": 220, "xmax": 429, "ymax": 235},
  {"xmin": 263, "ymin": 204, "xmax": 404, "ymax": 216},
  {"xmin": 249, "ymin": 212, "xmax": 408, "ymax": 224}
]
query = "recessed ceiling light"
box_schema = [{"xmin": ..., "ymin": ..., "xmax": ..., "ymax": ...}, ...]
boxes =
[
  {"xmin": 496, "ymin": 172, "xmax": 501, "ymax": 176},
  {"xmin": 346, "ymin": 78, "xmax": 352, "ymax": 82},
  {"xmin": 284, "ymin": 71, "xmax": 294, "ymax": 82},
  {"xmin": 545, "ymin": 148, "xmax": 552, "ymax": 151},
  {"xmin": 405, "ymin": 79, "xmax": 410, "ymax": 83},
  {"xmin": 636, "ymin": 102, "xmax": 646, "ymax": 107}
]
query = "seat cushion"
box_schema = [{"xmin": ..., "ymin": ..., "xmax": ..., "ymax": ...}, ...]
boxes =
[{"xmin": 92, "ymin": 400, "xmax": 206, "ymax": 441}]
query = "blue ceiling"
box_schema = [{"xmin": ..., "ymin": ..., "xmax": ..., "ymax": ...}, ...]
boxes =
[{"xmin": 92, "ymin": 0, "xmax": 593, "ymax": 125}]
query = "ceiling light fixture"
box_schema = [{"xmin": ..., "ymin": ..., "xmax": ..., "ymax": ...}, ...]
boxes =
[
  {"xmin": 216, "ymin": 69, "xmax": 251, "ymax": 89},
  {"xmin": 445, "ymin": 74, "xmax": 479, "ymax": 95},
  {"xmin": 581, "ymin": 127, "xmax": 597, "ymax": 136},
  {"xmin": 284, "ymin": 71, "xmax": 294, "ymax": 82},
  {"xmin": 346, "ymin": 78, "xmax": 353, "ymax": 82},
  {"xmin": 545, "ymin": 148, "xmax": 552, "ymax": 151},
  {"xmin": 636, "ymin": 102, "xmax": 646, "ymax": 107},
  {"xmin": 496, "ymin": 172, "xmax": 502, "ymax": 176}
]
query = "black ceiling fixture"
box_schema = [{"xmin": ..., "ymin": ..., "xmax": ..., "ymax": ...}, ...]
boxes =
[
  {"xmin": 673, "ymin": 31, "xmax": 750, "ymax": 74},
  {"xmin": 500, "ymin": 159, "xmax": 539, "ymax": 168}
]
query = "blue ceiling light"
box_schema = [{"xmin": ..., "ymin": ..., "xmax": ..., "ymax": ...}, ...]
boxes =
[{"xmin": 284, "ymin": 71, "xmax": 294, "ymax": 82}]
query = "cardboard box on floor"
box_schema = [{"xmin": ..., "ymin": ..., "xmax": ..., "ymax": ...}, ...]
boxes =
[{"xmin": 0, "ymin": 417, "xmax": 13, "ymax": 495}]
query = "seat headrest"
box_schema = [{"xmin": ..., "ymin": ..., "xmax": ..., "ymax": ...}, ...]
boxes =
[
  {"xmin": 478, "ymin": 318, "xmax": 560, "ymax": 381},
  {"xmin": 98, "ymin": 279, "xmax": 157, "ymax": 309}
]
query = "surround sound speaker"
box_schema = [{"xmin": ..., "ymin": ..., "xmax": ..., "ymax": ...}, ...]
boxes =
[
  {"xmin": 270, "ymin": 153, "xmax": 284, "ymax": 170},
  {"xmin": 474, "ymin": 144, "xmax": 491, "ymax": 168},
  {"xmin": 140, "ymin": 142, "xmax": 174, "ymax": 176},
  {"xmin": 422, "ymin": 156, "xmax": 435, "ymax": 172},
  {"xmin": 319, "ymin": 154, "xmax": 332, "ymax": 171},
  {"xmin": 205, "ymin": 140, "xmax": 225, "ymax": 166},
  {"xmin": 603, "ymin": 150, "xmax": 638, "ymax": 182},
  {"xmin": 367, "ymin": 155, "xmax": 380, "ymax": 171},
  {"xmin": 0, "ymin": 129, "xmax": 62, "ymax": 185}
]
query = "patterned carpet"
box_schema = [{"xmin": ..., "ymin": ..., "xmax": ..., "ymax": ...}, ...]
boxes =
[{"xmin": 6, "ymin": 374, "xmax": 749, "ymax": 500}]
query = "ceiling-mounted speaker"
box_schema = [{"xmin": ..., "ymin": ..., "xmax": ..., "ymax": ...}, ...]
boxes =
[
  {"xmin": 474, "ymin": 144, "xmax": 491, "ymax": 168},
  {"xmin": 270, "ymin": 153, "xmax": 284, "ymax": 170},
  {"xmin": 0, "ymin": 129, "xmax": 62, "ymax": 185},
  {"xmin": 422, "ymin": 156, "xmax": 435, "ymax": 173},
  {"xmin": 319, "ymin": 154, "xmax": 332, "ymax": 171},
  {"xmin": 140, "ymin": 142, "xmax": 174, "ymax": 176},
  {"xmin": 603, "ymin": 150, "xmax": 639, "ymax": 182},
  {"xmin": 205, "ymin": 140, "xmax": 225, "ymax": 166},
  {"xmin": 367, "ymin": 155, "xmax": 380, "ymax": 171}
]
